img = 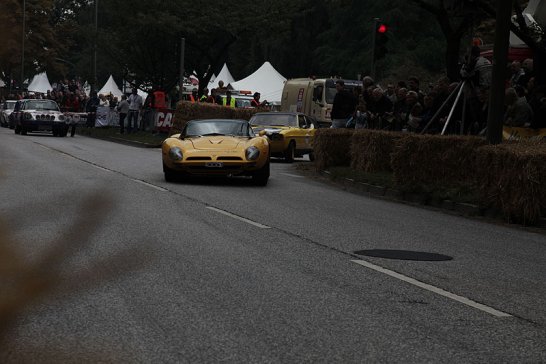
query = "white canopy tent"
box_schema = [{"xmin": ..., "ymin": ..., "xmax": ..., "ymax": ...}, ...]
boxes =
[
  {"xmin": 229, "ymin": 62, "xmax": 286, "ymax": 103},
  {"xmin": 207, "ymin": 73, "xmax": 217, "ymax": 88},
  {"xmin": 98, "ymin": 75, "xmax": 123, "ymax": 98},
  {"xmin": 208, "ymin": 63, "xmax": 235, "ymax": 90},
  {"xmin": 27, "ymin": 72, "xmax": 53, "ymax": 94}
]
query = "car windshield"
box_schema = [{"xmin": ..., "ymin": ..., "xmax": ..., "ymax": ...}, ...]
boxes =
[
  {"xmin": 25, "ymin": 100, "xmax": 59, "ymax": 111},
  {"xmin": 184, "ymin": 120, "xmax": 253, "ymax": 137},
  {"xmin": 250, "ymin": 114, "xmax": 297, "ymax": 127},
  {"xmin": 5, "ymin": 101, "xmax": 16, "ymax": 110}
]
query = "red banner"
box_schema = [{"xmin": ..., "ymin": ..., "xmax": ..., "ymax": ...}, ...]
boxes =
[{"xmin": 154, "ymin": 108, "xmax": 174, "ymax": 132}]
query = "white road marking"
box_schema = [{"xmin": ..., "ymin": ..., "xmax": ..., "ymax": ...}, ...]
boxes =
[
  {"xmin": 92, "ymin": 164, "xmax": 112, "ymax": 172},
  {"xmin": 280, "ymin": 173, "xmax": 304, "ymax": 178},
  {"xmin": 132, "ymin": 179, "xmax": 167, "ymax": 192},
  {"xmin": 351, "ymin": 259, "xmax": 512, "ymax": 318},
  {"xmin": 206, "ymin": 207, "xmax": 271, "ymax": 229}
]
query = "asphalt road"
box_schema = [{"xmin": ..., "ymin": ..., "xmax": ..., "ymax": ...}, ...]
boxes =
[{"xmin": 1, "ymin": 127, "xmax": 545, "ymax": 363}]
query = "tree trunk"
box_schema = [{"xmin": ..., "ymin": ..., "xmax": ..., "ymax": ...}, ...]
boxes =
[
  {"xmin": 445, "ymin": 35, "xmax": 461, "ymax": 82},
  {"xmin": 534, "ymin": 51, "xmax": 546, "ymax": 86},
  {"xmin": 486, "ymin": 0, "xmax": 512, "ymax": 145}
]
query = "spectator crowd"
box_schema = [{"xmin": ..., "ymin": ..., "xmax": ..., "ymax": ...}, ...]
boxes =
[
  {"xmin": 2, "ymin": 48, "xmax": 545, "ymax": 136},
  {"xmin": 333, "ymin": 47, "xmax": 546, "ymax": 134}
]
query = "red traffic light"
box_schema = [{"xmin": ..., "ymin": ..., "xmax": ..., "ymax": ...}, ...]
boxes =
[{"xmin": 377, "ymin": 24, "xmax": 388, "ymax": 33}]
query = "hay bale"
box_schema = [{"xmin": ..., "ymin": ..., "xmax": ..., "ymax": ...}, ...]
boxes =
[
  {"xmin": 351, "ymin": 130, "xmax": 407, "ymax": 172},
  {"xmin": 476, "ymin": 140, "xmax": 546, "ymax": 225},
  {"xmin": 314, "ymin": 129, "xmax": 354, "ymax": 171},
  {"xmin": 390, "ymin": 135, "xmax": 487, "ymax": 191},
  {"xmin": 171, "ymin": 101, "xmax": 259, "ymax": 135}
]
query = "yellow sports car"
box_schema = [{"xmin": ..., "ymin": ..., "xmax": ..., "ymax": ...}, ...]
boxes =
[
  {"xmin": 162, "ymin": 119, "xmax": 270, "ymax": 185},
  {"xmin": 250, "ymin": 112, "xmax": 318, "ymax": 162}
]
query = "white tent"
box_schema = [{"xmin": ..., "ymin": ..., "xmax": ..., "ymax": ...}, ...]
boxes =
[
  {"xmin": 27, "ymin": 72, "xmax": 53, "ymax": 94},
  {"xmin": 209, "ymin": 63, "xmax": 235, "ymax": 90},
  {"xmin": 206, "ymin": 73, "xmax": 217, "ymax": 89},
  {"xmin": 229, "ymin": 62, "xmax": 286, "ymax": 103},
  {"xmin": 98, "ymin": 75, "xmax": 123, "ymax": 98}
]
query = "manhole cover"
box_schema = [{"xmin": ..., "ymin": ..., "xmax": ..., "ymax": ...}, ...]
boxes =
[{"xmin": 354, "ymin": 249, "xmax": 453, "ymax": 261}]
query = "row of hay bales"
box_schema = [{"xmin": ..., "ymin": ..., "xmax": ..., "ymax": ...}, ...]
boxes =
[
  {"xmin": 314, "ymin": 129, "xmax": 546, "ymax": 225},
  {"xmin": 170, "ymin": 101, "xmax": 261, "ymax": 134}
]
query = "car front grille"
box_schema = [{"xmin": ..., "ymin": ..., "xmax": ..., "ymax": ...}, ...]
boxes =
[
  {"xmin": 186, "ymin": 156, "xmax": 212, "ymax": 161},
  {"xmin": 217, "ymin": 156, "xmax": 243, "ymax": 161}
]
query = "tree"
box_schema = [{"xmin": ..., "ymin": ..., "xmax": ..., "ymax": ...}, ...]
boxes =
[
  {"xmin": 476, "ymin": 0, "xmax": 546, "ymax": 85},
  {"xmin": 407, "ymin": 0, "xmax": 489, "ymax": 81},
  {"xmin": 0, "ymin": 0, "xmax": 76, "ymax": 90},
  {"xmin": 71, "ymin": 0, "xmax": 302, "ymax": 95}
]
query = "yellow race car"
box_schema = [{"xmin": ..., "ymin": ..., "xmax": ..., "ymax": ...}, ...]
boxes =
[
  {"xmin": 162, "ymin": 119, "xmax": 270, "ymax": 185},
  {"xmin": 250, "ymin": 112, "xmax": 318, "ymax": 162}
]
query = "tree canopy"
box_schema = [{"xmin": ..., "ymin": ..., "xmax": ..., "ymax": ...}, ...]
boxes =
[{"xmin": 0, "ymin": 0, "xmax": 543, "ymax": 92}]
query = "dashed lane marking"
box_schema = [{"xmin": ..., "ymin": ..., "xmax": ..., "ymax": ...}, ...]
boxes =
[
  {"xmin": 206, "ymin": 207, "xmax": 271, "ymax": 229},
  {"xmin": 351, "ymin": 259, "xmax": 512, "ymax": 318}
]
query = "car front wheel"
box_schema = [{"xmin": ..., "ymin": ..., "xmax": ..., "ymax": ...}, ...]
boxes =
[
  {"xmin": 284, "ymin": 141, "xmax": 295, "ymax": 163},
  {"xmin": 252, "ymin": 160, "xmax": 270, "ymax": 186},
  {"xmin": 163, "ymin": 163, "xmax": 184, "ymax": 183}
]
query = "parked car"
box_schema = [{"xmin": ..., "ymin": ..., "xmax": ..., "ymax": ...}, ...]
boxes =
[
  {"xmin": 161, "ymin": 119, "xmax": 270, "ymax": 185},
  {"xmin": 250, "ymin": 112, "xmax": 318, "ymax": 162},
  {"xmin": 0, "ymin": 100, "xmax": 17, "ymax": 128},
  {"xmin": 11, "ymin": 99, "xmax": 68, "ymax": 136}
]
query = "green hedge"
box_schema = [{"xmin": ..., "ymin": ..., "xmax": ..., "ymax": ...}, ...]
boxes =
[
  {"xmin": 171, "ymin": 101, "xmax": 260, "ymax": 135},
  {"xmin": 351, "ymin": 130, "xmax": 406, "ymax": 173},
  {"xmin": 391, "ymin": 135, "xmax": 487, "ymax": 190},
  {"xmin": 313, "ymin": 129, "xmax": 354, "ymax": 171},
  {"xmin": 315, "ymin": 130, "xmax": 546, "ymax": 225},
  {"xmin": 476, "ymin": 141, "xmax": 546, "ymax": 225}
]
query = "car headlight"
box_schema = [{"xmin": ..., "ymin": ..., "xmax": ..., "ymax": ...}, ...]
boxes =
[
  {"xmin": 267, "ymin": 132, "xmax": 283, "ymax": 141},
  {"xmin": 24, "ymin": 112, "xmax": 33, "ymax": 120},
  {"xmin": 169, "ymin": 147, "xmax": 183, "ymax": 161},
  {"xmin": 245, "ymin": 146, "xmax": 260, "ymax": 161},
  {"xmin": 57, "ymin": 114, "xmax": 66, "ymax": 121}
]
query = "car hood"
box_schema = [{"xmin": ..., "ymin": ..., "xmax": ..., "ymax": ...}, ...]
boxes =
[
  {"xmin": 189, "ymin": 136, "xmax": 246, "ymax": 150},
  {"xmin": 252, "ymin": 125, "xmax": 293, "ymax": 133},
  {"xmin": 26, "ymin": 110, "xmax": 62, "ymax": 115}
]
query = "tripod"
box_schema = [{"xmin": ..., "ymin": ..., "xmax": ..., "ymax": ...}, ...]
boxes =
[{"xmin": 420, "ymin": 78, "xmax": 478, "ymax": 135}]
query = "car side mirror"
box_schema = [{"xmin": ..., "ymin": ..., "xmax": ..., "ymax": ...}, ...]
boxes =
[{"xmin": 258, "ymin": 130, "xmax": 267, "ymax": 136}]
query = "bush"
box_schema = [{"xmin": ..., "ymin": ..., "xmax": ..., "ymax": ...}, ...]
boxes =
[
  {"xmin": 313, "ymin": 129, "xmax": 355, "ymax": 171},
  {"xmin": 476, "ymin": 140, "xmax": 546, "ymax": 225},
  {"xmin": 171, "ymin": 101, "xmax": 259, "ymax": 135},
  {"xmin": 390, "ymin": 134, "xmax": 486, "ymax": 192},
  {"xmin": 351, "ymin": 130, "xmax": 407, "ymax": 172}
]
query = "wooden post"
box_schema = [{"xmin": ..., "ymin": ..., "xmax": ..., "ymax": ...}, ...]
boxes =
[{"xmin": 486, "ymin": 0, "xmax": 513, "ymax": 145}]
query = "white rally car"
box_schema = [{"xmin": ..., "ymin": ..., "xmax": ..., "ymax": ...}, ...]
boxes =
[{"xmin": 12, "ymin": 99, "xmax": 69, "ymax": 136}]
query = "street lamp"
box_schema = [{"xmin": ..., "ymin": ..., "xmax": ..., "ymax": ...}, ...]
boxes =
[
  {"xmin": 21, "ymin": 0, "xmax": 26, "ymax": 91},
  {"xmin": 93, "ymin": 0, "xmax": 98, "ymax": 93}
]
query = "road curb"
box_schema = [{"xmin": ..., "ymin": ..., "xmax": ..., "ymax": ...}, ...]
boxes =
[{"xmin": 315, "ymin": 169, "xmax": 545, "ymax": 230}]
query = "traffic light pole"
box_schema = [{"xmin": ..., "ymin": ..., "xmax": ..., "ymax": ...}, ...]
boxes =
[{"xmin": 370, "ymin": 18, "xmax": 379, "ymax": 80}]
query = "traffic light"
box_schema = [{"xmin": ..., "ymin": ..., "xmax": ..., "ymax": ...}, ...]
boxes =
[{"xmin": 374, "ymin": 21, "xmax": 389, "ymax": 60}]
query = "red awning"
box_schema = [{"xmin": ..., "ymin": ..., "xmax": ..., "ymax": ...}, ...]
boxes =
[{"xmin": 481, "ymin": 46, "xmax": 533, "ymax": 62}]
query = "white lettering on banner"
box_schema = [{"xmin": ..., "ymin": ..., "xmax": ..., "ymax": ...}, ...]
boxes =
[{"xmin": 156, "ymin": 111, "xmax": 173, "ymax": 128}]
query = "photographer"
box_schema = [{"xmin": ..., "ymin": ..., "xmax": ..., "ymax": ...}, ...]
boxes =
[{"xmin": 460, "ymin": 46, "xmax": 491, "ymax": 89}]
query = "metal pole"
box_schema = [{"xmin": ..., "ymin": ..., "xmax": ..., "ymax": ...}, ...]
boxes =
[
  {"xmin": 486, "ymin": 0, "xmax": 513, "ymax": 145},
  {"xmin": 179, "ymin": 37, "xmax": 185, "ymax": 102},
  {"xmin": 420, "ymin": 81, "xmax": 463, "ymax": 134},
  {"xmin": 441, "ymin": 80, "xmax": 465, "ymax": 135},
  {"xmin": 21, "ymin": 0, "xmax": 26, "ymax": 92},
  {"xmin": 370, "ymin": 18, "xmax": 379, "ymax": 80},
  {"xmin": 93, "ymin": 0, "xmax": 98, "ymax": 92},
  {"xmin": 460, "ymin": 83, "xmax": 468, "ymax": 134}
]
